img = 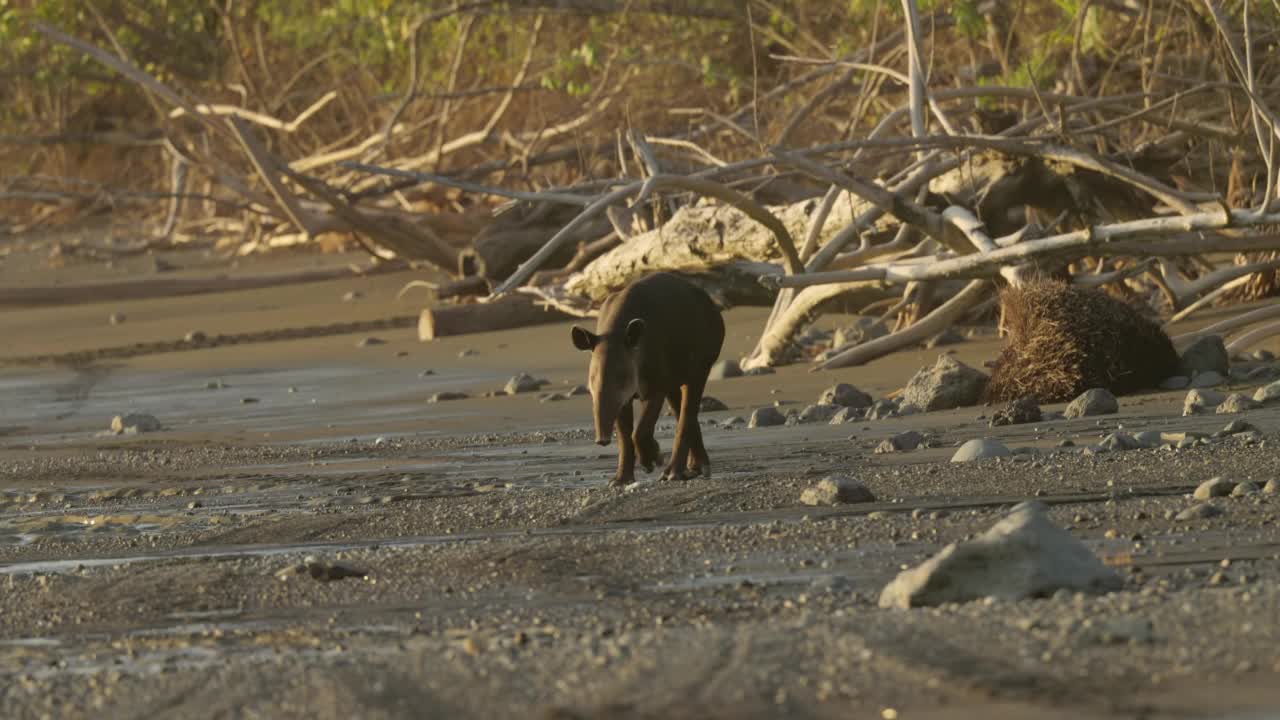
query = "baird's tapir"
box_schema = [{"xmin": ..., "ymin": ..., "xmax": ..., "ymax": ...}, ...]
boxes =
[{"xmin": 570, "ymin": 272, "xmax": 725, "ymax": 487}]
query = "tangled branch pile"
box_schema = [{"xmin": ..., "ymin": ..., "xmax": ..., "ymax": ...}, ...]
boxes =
[{"xmin": 7, "ymin": 1, "xmax": 1280, "ymax": 365}]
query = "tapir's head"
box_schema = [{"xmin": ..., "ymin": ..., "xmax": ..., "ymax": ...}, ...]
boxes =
[{"xmin": 571, "ymin": 319, "xmax": 644, "ymax": 445}]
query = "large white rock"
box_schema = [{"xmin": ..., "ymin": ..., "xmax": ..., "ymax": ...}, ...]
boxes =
[
  {"xmin": 878, "ymin": 501, "xmax": 1123, "ymax": 608},
  {"xmin": 900, "ymin": 355, "xmax": 988, "ymax": 412}
]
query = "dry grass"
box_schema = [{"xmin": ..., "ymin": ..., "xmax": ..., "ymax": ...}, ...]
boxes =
[{"xmin": 985, "ymin": 281, "xmax": 1179, "ymax": 403}]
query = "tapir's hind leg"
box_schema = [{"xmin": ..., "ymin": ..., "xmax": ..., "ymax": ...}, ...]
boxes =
[
  {"xmin": 663, "ymin": 379, "xmax": 705, "ymax": 482},
  {"xmin": 633, "ymin": 394, "xmax": 664, "ymax": 472},
  {"xmin": 668, "ymin": 388, "xmax": 709, "ymax": 478},
  {"xmin": 611, "ymin": 401, "xmax": 636, "ymax": 487}
]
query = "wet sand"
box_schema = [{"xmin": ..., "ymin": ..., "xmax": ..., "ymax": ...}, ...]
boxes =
[{"xmin": 2, "ymin": 239, "xmax": 1280, "ymax": 719}]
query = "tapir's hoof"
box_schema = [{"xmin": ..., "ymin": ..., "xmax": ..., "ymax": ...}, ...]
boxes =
[
  {"xmin": 609, "ymin": 472, "xmax": 635, "ymax": 488},
  {"xmin": 661, "ymin": 465, "xmax": 688, "ymax": 482},
  {"xmin": 686, "ymin": 463, "xmax": 707, "ymax": 479}
]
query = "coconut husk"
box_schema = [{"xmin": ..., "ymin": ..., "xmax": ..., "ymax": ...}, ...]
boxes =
[{"xmin": 985, "ymin": 281, "xmax": 1179, "ymax": 403}]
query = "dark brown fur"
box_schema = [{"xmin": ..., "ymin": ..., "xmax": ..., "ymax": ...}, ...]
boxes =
[
  {"xmin": 571, "ymin": 273, "xmax": 725, "ymax": 486},
  {"xmin": 985, "ymin": 281, "xmax": 1179, "ymax": 403}
]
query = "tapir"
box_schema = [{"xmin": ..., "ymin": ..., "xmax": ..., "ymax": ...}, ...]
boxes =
[{"xmin": 571, "ymin": 272, "xmax": 725, "ymax": 486}]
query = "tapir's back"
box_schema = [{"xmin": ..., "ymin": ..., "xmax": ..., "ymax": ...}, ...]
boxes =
[{"xmin": 598, "ymin": 273, "xmax": 724, "ymax": 383}]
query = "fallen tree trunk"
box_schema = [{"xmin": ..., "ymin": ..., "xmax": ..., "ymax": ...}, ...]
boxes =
[{"xmin": 418, "ymin": 293, "xmax": 572, "ymax": 340}]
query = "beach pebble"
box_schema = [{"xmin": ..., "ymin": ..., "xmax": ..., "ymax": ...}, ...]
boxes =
[
  {"xmin": 1176, "ymin": 503, "xmax": 1222, "ymax": 520},
  {"xmin": 901, "ymin": 355, "xmax": 989, "ymax": 412},
  {"xmin": 1064, "ymin": 388, "xmax": 1118, "ymax": 419},
  {"xmin": 800, "ymin": 475, "xmax": 876, "ymax": 506},
  {"xmin": 749, "ymin": 407, "xmax": 786, "ymax": 428},
  {"xmin": 504, "ymin": 373, "xmax": 545, "ymax": 395},
  {"xmin": 951, "ymin": 438, "xmax": 1011, "ymax": 463},
  {"xmin": 820, "ymin": 383, "xmax": 873, "ymax": 409},
  {"xmin": 430, "ymin": 391, "xmax": 469, "ymax": 402},
  {"xmin": 1216, "ymin": 393, "xmax": 1261, "ymax": 414},
  {"xmin": 110, "ymin": 413, "xmax": 161, "ymax": 435},
  {"xmin": 1183, "ymin": 388, "xmax": 1225, "ymax": 416},
  {"xmin": 1193, "ymin": 477, "xmax": 1236, "ymax": 500}
]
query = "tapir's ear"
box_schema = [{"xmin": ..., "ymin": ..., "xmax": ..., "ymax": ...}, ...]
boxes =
[
  {"xmin": 624, "ymin": 318, "xmax": 645, "ymax": 348},
  {"xmin": 571, "ymin": 326, "xmax": 598, "ymax": 351}
]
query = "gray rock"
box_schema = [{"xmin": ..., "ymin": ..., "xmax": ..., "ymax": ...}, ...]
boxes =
[
  {"xmin": 1216, "ymin": 393, "xmax": 1261, "ymax": 414},
  {"xmin": 108, "ymin": 312, "xmax": 126, "ymax": 325},
  {"xmin": 743, "ymin": 366, "xmax": 776, "ymax": 376},
  {"xmin": 1253, "ymin": 380, "xmax": 1280, "ymax": 404},
  {"xmin": 1064, "ymin": 388, "xmax": 1119, "ymax": 419},
  {"xmin": 749, "ymin": 407, "xmax": 787, "ymax": 428},
  {"xmin": 833, "ymin": 318, "xmax": 888, "ymax": 349},
  {"xmin": 1179, "ymin": 334, "xmax": 1230, "ymax": 377},
  {"xmin": 1183, "ymin": 388, "xmax": 1226, "ymax": 416},
  {"xmin": 865, "ymin": 399, "xmax": 900, "ymax": 421},
  {"xmin": 924, "ymin": 327, "xmax": 966, "ymax": 348},
  {"xmin": 990, "ymin": 396, "xmax": 1041, "ymax": 427},
  {"xmin": 539, "ymin": 392, "xmax": 568, "ymax": 403},
  {"xmin": 110, "ymin": 413, "xmax": 162, "ymax": 435},
  {"xmin": 504, "ymin": 373, "xmax": 545, "ymax": 395},
  {"xmin": 708, "ymin": 360, "xmax": 743, "ymax": 380},
  {"xmin": 1088, "ymin": 616, "xmax": 1155, "ymax": 645},
  {"xmin": 1263, "ymin": 479, "xmax": 1278, "ymax": 494},
  {"xmin": 1190, "ymin": 370, "xmax": 1225, "ymax": 388},
  {"xmin": 1220, "ymin": 419, "xmax": 1259, "ymax": 435},
  {"xmin": 1097, "ymin": 432, "xmax": 1142, "ymax": 453},
  {"xmin": 457, "ymin": 349, "xmax": 479, "ymax": 358},
  {"xmin": 1159, "ymin": 375, "xmax": 1190, "ymax": 390},
  {"xmin": 567, "ymin": 384, "xmax": 590, "ymax": 397},
  {"xmin": 1231, "ymin": 481, "xmax": 1261, "ymax": 497},
  {"xmin": 429, "ymin": 391, "xmax": 469, "ymax": 402},
  {"xmin": 699, "ymin": 396, "xmax": 729, "ymax": 412},
  {"xmin": 951, "ymin": 438, "xmax": 1012, "ymax": 463},
  {"xmin": 901, "ymin": 355, "xmax": 989, "ymax": 412},
  {"xmin": 276, "ymin": 555, "xmax": 368, "ymax": 582},
  {"xmin": 878, "ymin": 501, "xmax": 1123, "ymax": 608},
  {"xmin": 800, "ymin": 475, "xmax": 876, "ymax": 506},
  {"xmin": 1176, "ymin": 503, "xmax": 1222, "ymax": 520},
  {"xmin": 1253, "ymin": 349, "xmax": 1276, "ymax": 362},
  {"xmin": 820, "ymin": 383, "xmax": 873, "ymax": 409},
  {"xmin": 829, "ymin": 406, "xmax": 863, "ymax": 424},
  {"xmin": 1133, "ymin": 431, "xmax": 1165, "ymax": 448},
  {"xmin": 798, "ymin": 403, "xmax": 841, "ymax": 423},
  {"xmin": 875, "ymin": 430, "xmax": 925, "ymax": 454},
  {"xmin": 205, "ymin": 380, "xmax": 226, "ymax": 390},
  {"xmin": 722, "ymin": 416, "xmax": 746, "ymax": 428},
  {"xmin": 185, "ymin": 330, "xmax": 208, "ymax": 344},
  {"xmin": 1193, "ymin": 477, "xmax": 1236, "ymax": 500}
]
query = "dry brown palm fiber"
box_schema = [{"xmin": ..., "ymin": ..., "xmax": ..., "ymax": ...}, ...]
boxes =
[{"xmin": 985, "ymin": 280, "xmax": 1179, "ymax": 403}]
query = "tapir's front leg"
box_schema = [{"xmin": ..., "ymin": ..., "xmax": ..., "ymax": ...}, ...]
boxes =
[
  {"xmin": 611, "ymin": 400, "xmax": 637, "ymax": 487},
  {"xmin": 632, "ymin": 394, "xmax": 664, "ymax": 472}
]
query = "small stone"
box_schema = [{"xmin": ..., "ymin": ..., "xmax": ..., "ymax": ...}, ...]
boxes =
[
  {"xmin": 749, "ymin": 407, "xmax": 787, "ymax": 428},
  {"xmin": 1133, "ymin": 431, "xmax": 1164, "ymax": 448},
  {"xmin": 419, "ymin": 369, "xmax": 436, "ymax": 377},
  {"xmin": 1262, "ymin": 479, "xmax": 1278, "ymax": 494},
  {"xmin": 923, "ymin": 327, "xmax": 966, "ymax": 348},
  {"xmin": 1190, "ymin": 370, "xmax": 1225, "ymax": 388},
  {"xmin": 187, "ymin": 500, "xmax": 202, "ymax": 510},
  {"xmin": 241, "ymin": 397, "xmax": 259, "ymax": 404},
  {"xmin": 539, "ymin": 392, "xmax": 568, "ymax": 403},
  {"xmin": 1183, "ymin": 388, "xmax": 1226, "ymax": 416},
  {"xmin": 699, "ymin": 396, "xmax": 728, "ymax": 412},
  {"xmin": 567, "ymin": 384, "xmax": 590, "ymax": 397},
  {"xmin": 342, "ymin": 290, "xmax": 363, "ymax": 302},
  {"xmin": 1159, "ymin": 376, "xmax": 1190, "ymax": 390},
  {"xmin": 1097, "ymin": 432, "xmax": 1142, "ymax": 453},
  {"xmin": 901, "ymin": 355, "xmax": 989, "ymax": 412},
  {"xmin": 708, "ymin": 360, "xmax": 743, "ymax": 380},
  {"xmin": 1176, "ymin": 503, "xmax": 1222, "ymax": 520},
  {"xmin": 1194, "ymin": 477, "xmax": 1236, "ymax": 500},
  {"xmin": 430, "ymin": 391, "xmax": 469, "ymax": 402},
  {"xmin": 108, "ymin": 312, "xmax": 126, "ymax": 325},
  {"xmin": 722, "ymin": 416, "xmax": 746, "ymax": 428},
  {"xmin": 1252, "ymin": 380, "xmax": 1280, "ymax": 404},
  {"xmin": 878, "ymin": 501, "xmax": 1122, "ymax": 607},
  {"xmin": 951, "ymin": 438, "xmax": 1012, "ymax": 463},
  {"xmin": 109, "ymin": 413, "xmax": 161, "ymax": 435},
  {"xmin": 184, "ymin": 330, "xmax": 207, "ymax": 343},
  {"xmin": 1216, "ymin": 393, "xmax": 1261, "ymax": 414},
  {"xmin": 800, "ymin": 475, "xmax": 876, "ymax": 506},
  {"xmin": 1064, "ymin": 388, "xmax": 1119, "ymax": 419},
  {"xmin": 356, "ymin": 337, "xmax": 386, "ymax": 348},
  {"xmin": 1091, "ymin": 616, "xmax": 1155, "ymax": 645},
  {"xmin": 458, "ymin": 349, "xmax": 479, "ymax": 358},
  {"xmin": 504, "ymin": 373, "xmax": 545, "ymax": 395},
  {"xmin": 865, "ymin": 399, "xmax": 900, "ymax": 421},
  {"xmin": 1231, "ymin": 481, "xmax": 1261, "ymax": 497},
  {"xmin": 205, "ymin": 380, "xmax": 226, "ymax": 390},
  {"xmin": 1220, "ymin": 419, "xmax": 1259, "ymax": 435},
  {"xmin": 1057, "ymin": 439, "xmax": 1075, "ymax": 448},
  {"xmin": 829, "ymin": 406, "xmax": 863, "ymax": 424},
  {"xmin": 1253, "ymin": 350, "xmax": 1276, "ymax": 362},
  {"xmin": 990, "ymin": 395, "xmax": 1041, "ymax": 426},
  {"xmin": 1179, "ymin": 335, "xmax": 1230, "ymax": 376},
  {"xmin": 876, "ymin": 430, "xmax": 925, "ymax": 454},
  {"xmin": 820, "ymin": 383, "xmax": 873, "ymax": 409},
  {"xmin": 798, "ymin": 403, "xmax": 841, "ymax": 423},
  {"xmin": 743, "ymin": 366, "xmax": 775, "ymax": 376}
]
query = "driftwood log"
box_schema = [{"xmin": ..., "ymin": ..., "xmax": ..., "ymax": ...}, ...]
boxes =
[{"xmin": 418, "ymin": 293, "xmax": 571, "ymax": 340}]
